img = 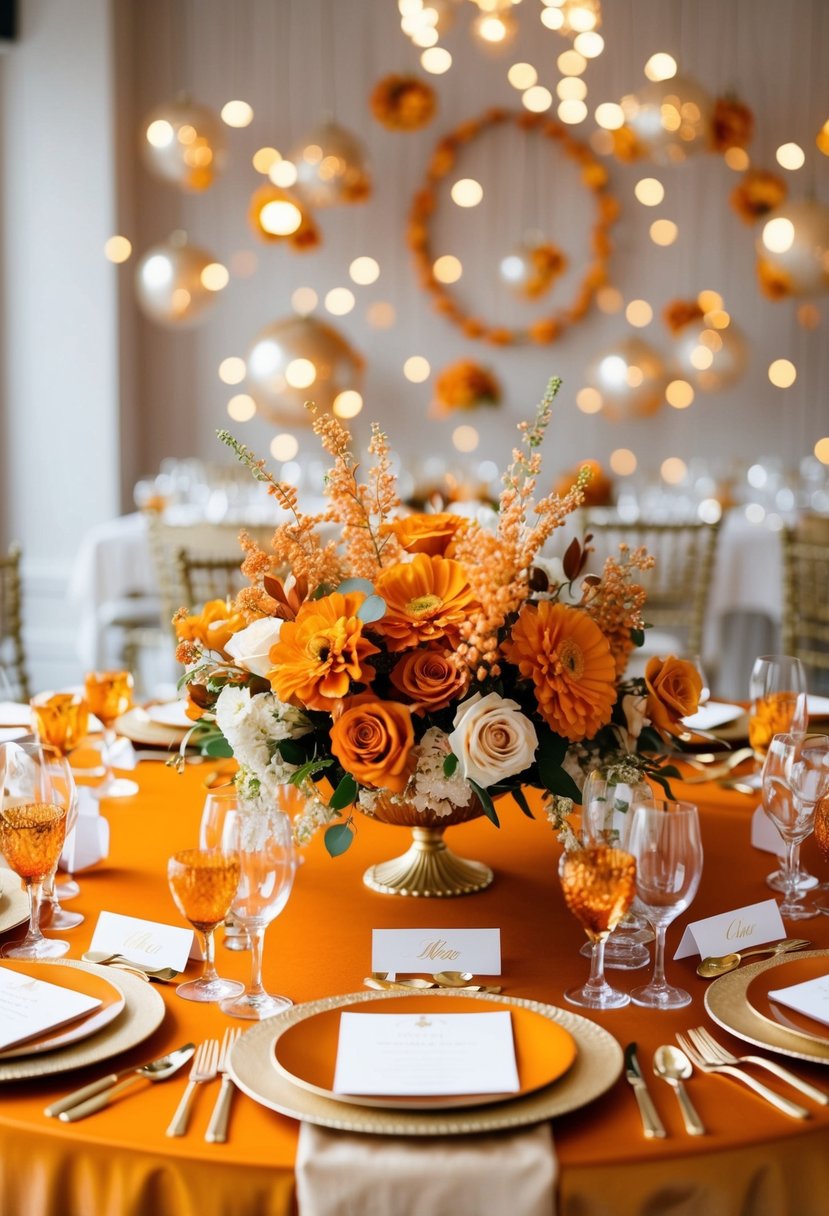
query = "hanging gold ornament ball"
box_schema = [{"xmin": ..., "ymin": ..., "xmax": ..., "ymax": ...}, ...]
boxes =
[
  {"xmin": 672, "ymin": 319, "xmax": 748, "ymax": 392},
  {"xmin": 498, "ymin": 239, "xmax": 568, "ymax": 300},
  {"xmin": 134, "ymin": 236, "xmax": 225, "ymax": 327},
  {"xmin": 290, "ymin": 121, "xmax": 371, "ymax": 207},
  {"xmin": 141, "ymin": 99, "xmax": 227, "ymax": 191},
  {"xmin": 755, "ymin": 198, "xmax": 829, "ymax": 299},
  {"xmin": 245, "ymin": 316, "xmax": 365, "ymax": 425},
  {"xmin": 620, "ymin": 76, "xmax": 713, "ymax": 164},
  {"xmin": 586, "ymin": 337, "xmax": 668, "ymax": 419}
]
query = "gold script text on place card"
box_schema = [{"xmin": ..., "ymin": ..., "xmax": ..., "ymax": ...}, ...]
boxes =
[
  {"xmin": 416, "ymin": 939, "xmax": 461, "ymax": 961},
  {"xmin": 123, "ymin": 931, "xmax": 163, "ymax": 954},
  {"xmin": 726, "ymin": 919, "xmax": 757, "ymax": 940}
]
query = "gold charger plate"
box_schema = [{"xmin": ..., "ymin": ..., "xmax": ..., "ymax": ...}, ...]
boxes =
[
  {"xmin": 272, "ymin": 992, "xmax": 577, "ymax": 1110},
  {"xmin": 0, "ymin": 875, "xmax": 29, "ymax": 935},
  {"xmin": 0, "ymin": 959, "xmax": 165, "ymax": 1082},
  {"xmin": 230, "ymin": 989, "xmax": 623, "ymax": 1136},
  {"xmin": 746, "ymin": 955, "xmax": 829, "ymax": 1047},
  {"xmin": 113, "ymin": 707, "xmax": 188, "ymax": 749},
  {"xmin": 705, "ymin": 949, "xmax": 829, "ymax": 1065},
  {"xmin": 0, "ymin": 960, "xmax": 126, "ymax": 1059}
]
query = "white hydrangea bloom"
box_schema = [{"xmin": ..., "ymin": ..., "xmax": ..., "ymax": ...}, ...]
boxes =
[{"xmin": 359, "ymin": 727, "xmax": 475, "ymax": 819}]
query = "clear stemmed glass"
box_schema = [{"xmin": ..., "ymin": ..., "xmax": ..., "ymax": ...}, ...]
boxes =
[
  {"xmin": 200, "ymin": 790, "xmax": 250, "ymax": 952},
  {"xmin": 167, "ymin": 847, "xmax": 245, "ymax": 1003},
  {"xmin": 578, "ymin": 769, "xmax": 653, "ymax": 970},
  {"xmin": 220, "ymin": 798, "xmax": 298, "ymax": 1020},
  {"xmin": 0, "ymin": 740, "xmax": 73, "ymax": 959},
  {"xmin": 761, "ymin": 733, "xmax": 829, "ymax": 920},
  {"xmin": 31, "ymin": 693, "xmax": 89, "ymax": 922},
  {"xmin": 83, "ymin": 670, "xmax": 139, "ymax": 799},
  {"xmin": 625, "ymin": 799, "xmax": 703, "ymax": 1010},
  {"xmin": 559, "ymin": 842, "xmax": 637, "ymax": 1009}
]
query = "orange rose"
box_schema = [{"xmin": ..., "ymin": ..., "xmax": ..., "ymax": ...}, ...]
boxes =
[
  {"xmin": 387, "ymin": 513, "xmax": 464, "ymax": 557},
  {"xmin": 644, "ymin": 656, "xmax": 703, "ymax": 736},
  {"xmin": 389, "ymin": 647, "xmax": 469, "ymax": 714},
  {"xmin": 329, "ymin": 694, "xmax": 414, "ymax": 793},
  {"xmin": 174, "ymin": 599, "xmax": 247, "ymax": 657}
]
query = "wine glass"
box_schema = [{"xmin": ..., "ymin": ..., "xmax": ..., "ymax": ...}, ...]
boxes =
[
  {"xmin": 83, "ymin": 670, "xmax": 139, "ymax": 799},
  {"xmin": 578, "ymin": 769, "xmax": 653, "ymax": 970},
  {"xmin": 625, "ymin": 799, "xmax": 703, "ymax": 1009},
  {"xmin": 220, "ymin": 797, "xmax": 298, "ymax": 1020},
  {"xmin": 167, "ymin": 847, "xmax": 245, "ymax": 1003},
  {"xmin": 559, "ymin": 842, "xmax": 637, "ymax": 1009},
  {"xmin": 31, "ymin": 692, "xmax": 89, "ymax": 917},
  {"xmin": 0, "ymin": 740, "xmax": 73, "ymax": 958},
  {"xmin": 200, "ymin": 790, "xmax": 250, "ymax": 952},
  {"xmin": 761, "ymin": 733, "xmax": 829, "ymax": 920}
]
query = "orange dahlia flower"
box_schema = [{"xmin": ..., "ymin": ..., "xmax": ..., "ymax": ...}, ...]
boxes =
[
  {"xmin": 329, "ymin": 693, "xmax": 414, "ymax": 793},
  {"xmin": 390, "ymin": 646, "xmax": 469, "ymax": 714},
  {"xmin": 387, "ymin": 512, "xmax": 464, "ymax": 557},
  {"xmin": 174, "ymin": 599, "xmax": 247, "ymax": 658},
  {"xmin": 374, "ymin": 553, "xmax": 478, "ymax": 652},
  {"xmin": 268, "ymin": 591, "xmax": 380, "ymax": 711},
  {"xmin": 503, "ymin": 602, "xmax": 616, "ymax": 742}
]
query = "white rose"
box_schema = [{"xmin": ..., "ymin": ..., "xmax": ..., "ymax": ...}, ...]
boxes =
[
  {"xmin": 621, "ymin": 693, "xmax": 648, "ymax": 742},
  {"xmin": 448, "ymin": 692, "xmax": 538, "ymax": 789},
  {"xmin": 224, "ymin": 616, "xmax": 282, "ymax": 678}
]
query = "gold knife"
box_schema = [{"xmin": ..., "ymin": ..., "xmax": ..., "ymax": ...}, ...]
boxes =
[{"xmin": 624, "ymin": 1042, "xmax": 666, "ymax": 1139}]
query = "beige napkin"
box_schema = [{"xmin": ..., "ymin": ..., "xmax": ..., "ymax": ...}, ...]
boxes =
[{"xmin": 295, "ymin": 1121, "xmax": 557, "ymax": 1216}]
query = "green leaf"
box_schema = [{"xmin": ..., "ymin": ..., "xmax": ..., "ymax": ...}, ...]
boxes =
[
  {"xmin": 536, "ymin": 728, "xmax": 570, "ymax": 792},
  {"xmin": 357, "ymin": 594, "xmax": 386, "ymax": 624},
  {"xmin": 443, "ymin": 753, "xmax": 459, "ymax": 777},
  {"xmin": 469, "ymin": 779, "xmax": 500, "ymax": 828},
  {"xmin": 277, "ymin": 738, "xmax": 306, "ymax": 766},
  {"xmin": 202, "ymin": 736, "xmax": 234, "ymax": 758},
  {"xmin": 336, "ymin": 578, "xmax": 375, "ymax": 596},
  {"xmin": 630, "ymin": 628, "xmax": 645, "ymax": 648},
  {"xmin": 289, "ymin": 757, "xmax": 333, "ymax": 786},
  {"xmin": 651, "ymin": 772, "xmax": 676, "ymax": 800},
  {"xmin": 511, "ymin": 787, "xmax": 535, "ymax": 819},
  {"xmin": 324, "ymin": 822, "xmax": 354, "ymax": 857},
  {"xmin": 656, "ymin": 763, "xmax": 682, "ymax": 779},
  {"xmin": 329, "ymin": 772, "xmax": 358, "ymax": 811}
]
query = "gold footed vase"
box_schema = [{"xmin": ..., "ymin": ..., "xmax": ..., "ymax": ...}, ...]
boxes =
[{"xmin": 360, "ymin": 794, "xmax": 493, "ymax": 898}]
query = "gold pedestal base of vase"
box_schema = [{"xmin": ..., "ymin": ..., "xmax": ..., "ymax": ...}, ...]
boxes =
[{"xmin": 362, "ymin": 826, "xmax": 494, "ymax": 898}]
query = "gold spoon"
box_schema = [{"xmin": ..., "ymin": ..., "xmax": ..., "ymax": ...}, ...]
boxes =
[
  {"xmin": 434, "ymin": 971, "xmax": 475, "ymax": 987},
  {"xmin": 682, "ymin": 749, "xmax": 755, "ymax": 784},
  {"xmin": 696, "ymin": 938, "xmax": 812, "ymax": 978}
]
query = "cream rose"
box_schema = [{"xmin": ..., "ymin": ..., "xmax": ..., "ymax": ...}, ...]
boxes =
[
  {"xmin": 224, "ymin": 616, "xmax": 283, "ymax": 678},
  {"xmin": 448, "ymin": 692, "xmax": 538, "ymax": 789}
]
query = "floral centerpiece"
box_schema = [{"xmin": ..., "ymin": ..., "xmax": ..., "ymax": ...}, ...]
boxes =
[{"xmin": 174, "ymin": 378, "xmax": 701, "ymax": 896}]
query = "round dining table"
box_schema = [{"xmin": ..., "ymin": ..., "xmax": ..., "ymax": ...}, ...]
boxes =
[{"xmin": 2, "ymin": 757, "xmax": 829, "ymax": 1216}]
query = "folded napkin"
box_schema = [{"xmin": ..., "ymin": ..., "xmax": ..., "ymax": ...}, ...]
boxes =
[
  {"xmin": 295, "ymin": 1121, "xmax": 557, "ymax": 1216},
  {"xmin": 60, "ymin": 788, "xmax": 110, "ymax": 872},
  {"xmin": 105, "ymin": 736, "xmax": 138, "ymax": 771}
]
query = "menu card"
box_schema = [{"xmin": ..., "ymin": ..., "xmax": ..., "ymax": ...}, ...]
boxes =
[
  {"xmin": 333, "ymin": 1010, "xmax": 520, "ymax": 1097},
  {"xmin": 0, "ymin": 970, "xmax": 102, "ymax": 1051},
  {"xmin": 768, "ymin": 972, "xmax": 829, "ymax": 1028}
]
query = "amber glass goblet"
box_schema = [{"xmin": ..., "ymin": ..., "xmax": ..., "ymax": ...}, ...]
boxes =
[
  {"xmin": 31, "ymin": 695, "xmax": 89, "ymax": 920},
  {"xmin": 167, "ymin": 848, "xmax": 245, "ymax": 1003},
  {"xmin": 83, "ymin": 670, "xmax": 139, "ymax": 799},
  {"xmin": 559, "ymin": 844, "xmax": 637, "ymax": 1009}
]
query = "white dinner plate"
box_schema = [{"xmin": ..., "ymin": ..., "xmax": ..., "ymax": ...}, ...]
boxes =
[
  {"xmin": 0, "ymin": 702, "xmax": 31, "ymax": 728},
  {"xmin": 146, "ymin": 701, "xmax": 193, "ymax": 729},
  {"xmin": 682, "ymin": 701, "xmax": 743, "ymax": 731},
  {"xmin": 808, "ymin": 695, "xmax": 829, "ymax": 719}
]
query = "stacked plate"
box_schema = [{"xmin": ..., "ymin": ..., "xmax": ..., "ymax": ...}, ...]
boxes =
[
  {"xmin": 114, "ymin": 701, "xmax": 191, "ymax": 749},
  {"xmin": 229, "ymin": 988, "xmax": 624, "ymax": 1135}
]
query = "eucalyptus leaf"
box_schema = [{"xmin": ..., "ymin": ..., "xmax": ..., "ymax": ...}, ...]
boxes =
[
  {"xmin": 324, "ymin": 822, "xmax": 354, "ymax": 857},
  {"xmin": 201, "ymin": 736, "xmax": 234, "ymax": 758},
  {"xmin": 357, "ymin": 594, "xmax": 387, "ymax": 624},
  {"xmin": 336, "ymin": 578, "xmax": 376, "ymax": 596}
]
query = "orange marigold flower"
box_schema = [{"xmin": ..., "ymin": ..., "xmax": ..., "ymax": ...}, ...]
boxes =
[
  {"xmin": 175, "ymin": 599, "xmax": 247, "ymax": 657},
  {"xmin": 711, "ymin": 96, "xmax": 754, "ymax": 152},
  {"xmin": 374, "ymin": 553, "xmax": 478, "ymax": 652},
  {"xmin": 730, "ymin": 169, "xmax": 787, "ymax": 225},
  {"xmin": 757, "ymin": 256, "xmax": 793, "ymax": 300},
  {"xmin": 386, "ymin": 512, "xmax": 464, "ymax": 556},
  {"xmin": 268, "ymin": 592, "xmax": 380, "ymax": 711},
  {"xmin": 502, "ymin": 601, "xmax": 616, "ymax": 741},
  {"xmin": 432, "ymin": 359, "xmax": 501, "ymax": 416},
  {"xmin": 370, "ymin": 73, "xmax": 437, "ymax": 132},
  {"xmin": 663, "ymin": 299, "xmax": 705, "ymax": 334},
  {"xmin": 329, "ymin": 693, "xmax": 414, "ymax": 793},
  {"xmin": 389, "ymin": 646, "xmax": 469, "ymax": 714}
]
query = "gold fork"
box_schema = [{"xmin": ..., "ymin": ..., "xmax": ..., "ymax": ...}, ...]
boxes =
[
  {"xmin": 205, "ymin": 1028, "xmax": 242, "ymax": 1143},
  {"xmin": 676, "ymin": 1032, "xmax": 810, "ymax": 1120},
  {"xmin": 687, "ymin": 1026, "xmax": 829, "ymax": 1106},
  {"xmin": 166, "ymin": 1039, "xmax": 219, "ymax": 1137}
]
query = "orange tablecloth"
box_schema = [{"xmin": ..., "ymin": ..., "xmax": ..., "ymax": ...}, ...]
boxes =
[{"xmin": 2, "ymin": 761, "xmax": 829, "ymax": 1216}]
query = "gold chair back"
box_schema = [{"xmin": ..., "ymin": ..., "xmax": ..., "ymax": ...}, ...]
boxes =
[
  {"xmin": 0, "ymin": 543, "xmax": 31, "ymax": 701},
  {"xmin": 177, "ymin": 551, "xmax": 250, "ymax": 611},
  {"xmin": 782, "ymin": 518, "xmax": 829, "ymax": 682}
]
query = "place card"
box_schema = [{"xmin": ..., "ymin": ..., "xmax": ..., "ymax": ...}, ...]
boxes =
[
  {"xmin": 89, "ymin": 911, "xmax": 194, "ymax": 970},
  {"xmin": 371, "ymin": 928, "xmax": 501, "ymax": 977},
  {"xmin": 674, "ymin": 898, "xmax": 785, "ymax": 960},
  {"xmin": 333, "ymin": 1010, "xmax": 519, "ymax": 1096},
  {"xmin": 0, "ymin": 969, "xmax": 102, "ymax": 1051},
  {"xmin": 768, "ymin": 972, "xmax": 829, "ymax": 1028},
  {"xmin": 751, "ymin": 806, "xmax": 786, "ymax": 856}
]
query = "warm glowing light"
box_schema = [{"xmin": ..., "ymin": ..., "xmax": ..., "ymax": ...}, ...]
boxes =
[
  {"xmin": 104, "ymin": 235, "xmax": 132, "ymax": 263},
  {"xmin": 367, "ymin": 301, "xmax": 396, "ymax": 328},
  {"xmin": 475, "ymin": 13, "xmax": 510, "ymax": 42},
  {"xmin": 411, "ymin": 24, "xmax": 439, "ymax": 47},
  {"xmin": 421, "ymin": 46, "xmax": 452, "ymax": 73},
  {"xmin": 146, "ymin": 119, "xmax": 174, "ymax": 148},
  {"xmin": 700, "ymin": 328, "xmax": 722, "ymax": 351},
  {"xmin": 269, "ymin": 160, "xmax": 298, "ymax": 187},
  {"xmin": 626, "ymin": 365, "xmax": 644, "ymax": 388},
  {"xmin": 689, "ymin": 345, "xmax": 714, "ymax": 370},
  {"xmin": 451, "ymin": 178, "xmax": 484, "ymax": 207},
  {"xmin": 634, "ymin": 177, "xmax": 664, "ymax": 206},
  {"xmin": 610, "ymin": 448, "xmax": 637, "ymax": 475},
  {"xmin": 260, "ymin": 199, "xmax": 302, "ymax": 235},
  {"xmin": 576, "ymin": 386, "xmax": 603, "ymax": 414},
  {"xmin": 508, "ymin": 62, "xmax": 537, "ymax": 90},
  {"xmin": 818, "ymin": 120, "xmax": 829, "ymax": 157},
  {"xmin": 404, "ymin": 355, "xmax": 431, "ymax": 383},
  {"xmin": 325, "ymin": 288, "xmax": 356, "ymax": 316},
  {"xmin": 666, "ymin": 379, "xmax": 694, "ymax": 409},
  {"xmin": 644, "ymin": 52, "xmax": 677, "ymax": 82},
  {"xmin": 595, "ymin": 103, "xmax": 625, "ymax": 130},
  {"xmin": 540, "ymin": 7, "xmax": 564, "ymax": 29},
  {"xmin": 557, "ymin": 77, "xmax": 587, "ymax": 101},
  {"xmin": 200, "ymin": 262, "xmax": 229, "ymax": 291},
  {"xmin": 271, "ymin": 433, "xmax": 299, "ymax": 461},
  {"xmin": 724, "ymin": 147, "xmax": 750, "ymax": 171},
  {"xmin": 453, "ymin": 425, "xmax": 479, "ymax": 453},
  {"xmin": 625, "ymin": 299, "xmax": 653, "ymax": 327},
  {"xmin": 142, "ymin": 254, "xmax": 173, "ymax": 287},
  {"xmin": 219, "ymin": 356, "xmax": 246, "ymax": 385},
  {"xmin": 574, "ymin": 31, "xmax": 604, "ymax": 57},
  {"xmin": 171, "ymin": 288, "xmax": 190, "ymax": 314},
  {"xmin": 707, "ymin": 309, "xmax": 730, "ymax": 330},
  {"xmin": 769, "ymin": 358, "xmax": 797, "ymax": 387},
  {"xmin": 333, "ymin": 390, "xmax": 364, "ymax": 419},
  {"xmin": 776, "ymin": 142, "xmax": 805, "ymax": 171},
  {"xmin": 596, "ymin": 285, "xmax": 623, "ymax": 313},
  {"xmin": 661, "ymin": 456, "xmax": 687, "ymax": 485},
  {"xmin": 697, "ymin": 289, "xmax": 723, "ymax": 313},
  {"xmin": 291, "ymin": 286, "xmax": 318, "ymax": 314},
  {"xmin": 557, "ymin": 99, "xmax": 587, "ymax": 124},
  {"xmin": 814, "ymin": 436, "xmax": 829, "ymax": 464},
  {"xmin": 433, "ymin": 254, "xmax": 462, "ymax": 283},
  {"xmin": 698, "ymin": 499, "xmax": 722, "ymax": 524},
  {"xmin": 221, "ymin": 100, "xmax": 254, "ymax": 128},
  {"xmin": 762, "ymin": 216, "xmax": 795, "ymax": 253},
  {"xmin": 650, "ymin": 218, "xmax": 678, "ymax": 246},
  {"xmin": 557, "ymin": 50, "xmax": 587, "ymax": 75},
  {"xmin": 568, "ymin": 5, "xmax": 597, "ymax": 31},
  {"xmin": 227, "ymin": 394, "xmax": 256, "ymax": 422},
  {"xmin": 285, "ymin": 358, "xmax": 317, "ymax": 389},
  {"xmin": 253, "ymin": 147, "xmax": 280, "ymax": 174},
  {"xmin": 349, "ymin": 256, "xmax": 380, "ymax": 285},
  {"xmin": 524, "ymin": 87, "xmax": 554, "ymax": 113}
]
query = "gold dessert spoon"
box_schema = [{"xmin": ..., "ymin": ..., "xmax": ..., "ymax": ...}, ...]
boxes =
[{"xmin": 696, "ymin": 938, "xmax": 812, "ymax": 978}]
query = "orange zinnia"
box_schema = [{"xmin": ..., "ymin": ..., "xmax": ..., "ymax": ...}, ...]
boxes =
[
  {"xmin": 174, "ymin": 599, "xmax": 247, "ymax": 658},
  {"xmin": 503, "ymin": 601, "xmax": 616, "ymax": 742},
  {"xmin": 268, "ymin": 591, "xmax": 380, "ymax": 711},
  {"xmin": 374, "ymin": 553, "xmax": 478, "ymax": 652}
]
